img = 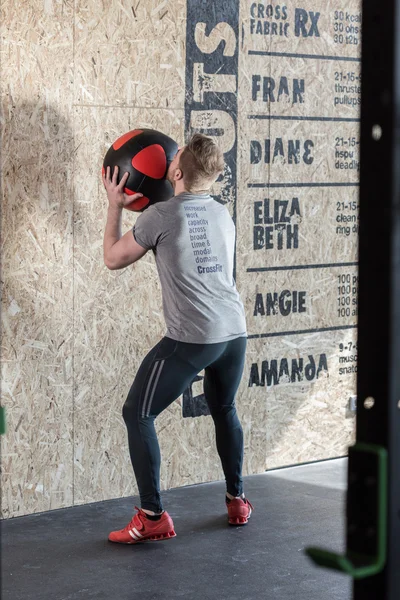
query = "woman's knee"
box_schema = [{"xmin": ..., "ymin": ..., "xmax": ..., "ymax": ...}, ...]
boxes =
[
  {"xmin": 210, "ymin": 403, "xmax": 239, "ymax": 423},
  {"xmin": 123, "ymin": 401, "xmax": 155, "ymax": 434},
  {"xmin": 122, "ymin": 400, "xmax": 136, "ymax": 425}
]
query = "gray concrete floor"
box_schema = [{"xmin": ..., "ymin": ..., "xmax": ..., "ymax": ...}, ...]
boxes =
[{"xmin": 1, "ymin": 459, "xmax": 351, "ymax": 600}]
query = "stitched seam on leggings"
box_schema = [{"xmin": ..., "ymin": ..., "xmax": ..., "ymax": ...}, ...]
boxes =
[
  {"xmin": 142, "ymin": 360, "xmax": 165, "ymax": 418},
  {"xmin": 136, "ymin": 340, "xmax": 165, "ymax": 421},
  {"xmin": 144, "ymin": 359, "xmax": 165, "ymax": 417},
  {"xmin": 141, "ymin": 362, "xmax": 161, "ymax": 418}
]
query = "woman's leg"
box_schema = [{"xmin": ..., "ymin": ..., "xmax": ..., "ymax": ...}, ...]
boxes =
[
  {"xmin": 122, "ymin": 337, "xmax": 200, "ymax": 513},
  {"xmin": 203, "ymin": 337, "xmax": 247, "ymax": 497}
]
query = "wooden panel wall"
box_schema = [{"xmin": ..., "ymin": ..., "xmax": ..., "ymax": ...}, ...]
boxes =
[{"xmin": 1, "ymin": 0, "xmax": 360, "ymax": 517}]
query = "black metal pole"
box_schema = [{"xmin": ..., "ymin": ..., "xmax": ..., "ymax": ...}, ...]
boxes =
[{"xmin": 355, "ymin": 0, "xmax": 400, "ymax": 597}]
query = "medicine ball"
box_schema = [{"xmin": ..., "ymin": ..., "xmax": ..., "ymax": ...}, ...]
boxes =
[{"xmin": 102, "ymin": 129, "xmax": 178, "ymax": 211}]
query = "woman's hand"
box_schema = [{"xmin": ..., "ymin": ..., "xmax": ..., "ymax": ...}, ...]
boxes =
[{"xmin": 103, "ymin": 166, "xmax": 143, "ymax": 209}]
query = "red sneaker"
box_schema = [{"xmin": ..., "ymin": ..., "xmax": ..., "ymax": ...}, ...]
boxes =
[
  {"xmin": 108, "ymin": 507, "xmax": 176, "ymax": 544},
  {"xmin": 226, "ymin": 497, "xmax": 254, "ymax": 525}
]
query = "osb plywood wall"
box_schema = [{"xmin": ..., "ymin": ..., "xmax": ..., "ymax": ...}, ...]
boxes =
[{"xmin": 1, "ymin": 0, "xmax": 361, "ymax": 518}]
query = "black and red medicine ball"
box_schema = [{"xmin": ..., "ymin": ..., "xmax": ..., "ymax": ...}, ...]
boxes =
[{"xmin": 102, "ymin": 128, "xmax": 178, "ymax": 211}]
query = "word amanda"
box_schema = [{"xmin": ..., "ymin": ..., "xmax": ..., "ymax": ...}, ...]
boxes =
[{"xmin": 249, "ymin": 354, "xmax": 329, "ymax": 387}]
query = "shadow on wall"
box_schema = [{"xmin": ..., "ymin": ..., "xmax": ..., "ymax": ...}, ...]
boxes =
[
  {"xmin": 1, "ymin": 98, "xmax": 74, "ymax": 362},
  {"xmin": 0, "ymin": 98, "xmax": 76, "ymax": 517}
]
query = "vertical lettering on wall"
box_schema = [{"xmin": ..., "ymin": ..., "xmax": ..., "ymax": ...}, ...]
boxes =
[
  {"xmin": 185, "ymin": 0, "xmax": 239, "ymax": 214},
  {"xmin": 184, "ymin": 2, "xmax": 239, "ymax": 418}
]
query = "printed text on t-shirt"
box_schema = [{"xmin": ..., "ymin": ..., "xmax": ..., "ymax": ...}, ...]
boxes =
[{"xmin": 184, "ymin": 205, "xmax": 223, "ymax": 274}]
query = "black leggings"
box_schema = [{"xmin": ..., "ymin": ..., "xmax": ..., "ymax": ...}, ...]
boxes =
[{"xmin": 122, "ymin": 336, "xmax": 247, "ymax": 513}]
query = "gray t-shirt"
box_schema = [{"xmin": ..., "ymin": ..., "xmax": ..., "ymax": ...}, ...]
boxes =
[{"xmin": 133, "ymin": 192, "xmax": 247, "ymax": 344}]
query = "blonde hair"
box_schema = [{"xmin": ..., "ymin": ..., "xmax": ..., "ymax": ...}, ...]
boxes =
[{"xmin": 179, "ymin": 133, "xmax": 224, "ymax": 192}]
